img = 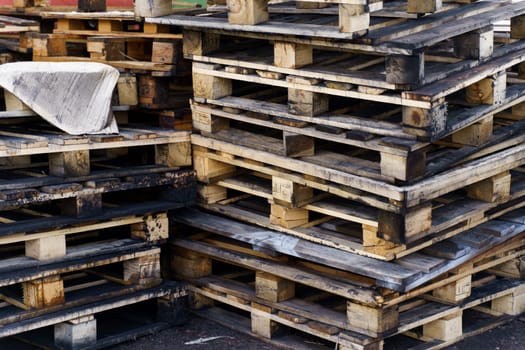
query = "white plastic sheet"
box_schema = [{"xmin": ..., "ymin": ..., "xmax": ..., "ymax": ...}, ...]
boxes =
[{"xmin": 0, "ymin": 61, "xmax": 119, "ymax": 135}]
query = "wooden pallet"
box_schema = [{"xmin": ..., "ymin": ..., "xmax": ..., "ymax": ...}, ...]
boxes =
[
  {"xmin": 191, "ymin": 85, "xmax": 525, "ymax": 183},
  {"xmin": 170, "ymin": 214, "xmax": 525, "ymax": 341},
  {"xmin": 191, "ymin": 287, "xmax": 520, "ymax": 350},
  {"xmin": 148, "ymin": 1, "xmax": 525, "ymax": 85},
  {"xmin": 192, "ymin": 131, "xmax": 525, "ymax": 245},
  {"xmin": 172, "ymin": 208, "xmax": 525, "ymax": 293},
  {"xmin": 0, "ymin": 240, "xmax": 162, "ymax": 311},
  {"xmin": 0, "ymin": 281, "xmax": 185, "ymax": 349},
  {"xmin": 0, "ymin": 14, "xmax": 39, "ymax": 33},
  {"xmin": 188, "ymin": 39, "xmax": 525, "ymax": 141}
]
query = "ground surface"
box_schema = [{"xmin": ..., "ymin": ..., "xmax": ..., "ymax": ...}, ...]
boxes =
[{"xmin": 114, "ymin": 313, "xmax": 525, "ymax": 350}]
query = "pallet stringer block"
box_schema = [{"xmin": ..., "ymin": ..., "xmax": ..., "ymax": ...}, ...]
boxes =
[
  {"xmin": 193, "ymin": 150, "xmax": 236, "ymax": 184},
  {"xmin": 511, "ymin": 14, "xmax": 525, "ymax": 40},
  {"xmin": 378, "ymin": 202, "xmax": 432, "ymax": 244},
  {"xmin": 155, "ymin": 142, "xmax": 192, "ymax": 167},
  {"xmin": 251, "ymin": 302, "xmax": 282, "ymax": 339},
  {"xmin": 283, "ymin": 132, "xmax": 315, "ymax": 158},
  {"xmin": 451, "ymin": 114, "xmax": 493, "ymax": 146},
  {"xmin": 183, "ymin": 30, "xmax": 221, "ymax": 57},
  {"xmin": 385, "ymin": 52, "xmax": 424, "ymax": 86},
  {"xmin": 339, "ymin": 333, "xmax": 384, "ymax": 350},
  {"xmin": 454, "ymin": 27, "xmax": 494, "ymax": 60},
  {"xmin": 192, "ymin": 108, "xmax": 230, "ymax": 133},
  {"xmin": 227, "ymin": 0, "xmax": 268, "ymax": 25},
  {"xmin": 287, "ymin": 76, "xmax": 329, "ymax": 117},
  {"xmin": 407, "ymin": 0, "xmax": 441, "ymax": 14},
  {"xmin": 55, "ymin": 315, "xmax": 97, "ymax": 350},
  {"xmin": 402, "ymin": 101, "xmax": 447, "ymax": 139},
  {"xmin": 422, "ymin": 310, "xmax": 462, "ymax": 342},
  {"xmin": 466, "ymin": 71, "xmax": 506, "ymax": 105},
  {"xmin": 197, "ymin": 184, "xmax": 228, "ymax": 204},
  {"xmin": 362, "ymin": 224, "xmax": 405, "ymax": 258},
  {"xmin": 255, "ymin": 271, "xmax": 295, "ymax": 303},
  {"xmin": 270, "ymin": 202, "xmax": 309, "ymax": 229},
  {"xmin": 339, "ymin": 4, "xmax": 369, "ymax": 33},
  {"xmin": 32, "ymin": 34, "xmax": 67, "ymax": 58},
  {"xmin": 4, "ymin": 90, "xmax": 30, "ymax": 111},
  {"xmin": 131, "ymin": 212, "xmax": 169, "ymax": 242},
  {"xmin": 60, "ymin": 193, "xmax": 103, "ymax": 218},
  {"xmin": 346, "ymin": 301, "xmax": 399, "ymax": 336},
  {"xmin": 26, "ymin": 235, "xmax": 67, "ymax": 261},
  {"xmin": 49, "ymin": 150, "xmax": 90, "ymax": 177},
  {"xmin": 272, "ymin": 176, "xmax": 313, "ymax": 208},
  {"xmin": 123, "ymin": 253, "xmax": 162, "ymax": 287},
  {"xmin": 193, "ymin": 63, "xmax": 233, "ymax": 99},
  {"xmin": 491, "ymin": 283, "xmax": 525, "ymax": 315},
  {"xmin": 274, "ymin": 42, "xmax": 313, "ymax": 69},
  {"xmin": 432, "ymin": 263, "xmax": 473, "ymax": 303},
  {"xmin": 380, "ymin": 149, "xmax": 425, "ymax": 182},
  {"xmin": 467, "ymin": 171, "xmax": 511, "ymax": 203},
  {"xmin": 23, "ymin": 275, "xmax": 65, "ymax": 308},
  {"xmin": 171, "ymin": 249, "xmax": 214, "ymax": 309}
]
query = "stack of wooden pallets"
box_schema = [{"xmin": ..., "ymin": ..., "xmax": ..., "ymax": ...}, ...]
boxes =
[
  {"xmin": 146, "ymin": 1, "xmax": 525, "ymax": 349},
  {"xmin": 0, "ymin": 1, "xmax": 198, "ymax": 349}
]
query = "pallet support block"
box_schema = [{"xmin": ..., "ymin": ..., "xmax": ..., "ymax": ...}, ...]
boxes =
[
  {"xmin": 451, "ymin": 114, "xmax": 493, "ymax": 146},
  {"xmin": 198, "ymin": 184, "xmax": 228, "ymax": 204},
  {"xmin": 362, "ymin": 224, "xmax": 405, "ymax": 257},
  {"xmin": 183, "ymin": 30, "xmax": 221, "ymax": 56},
  {"xmin": 117, "ymin": 74, "xmax": 138, "ymax": 106},
  {"xmin": 60, "ymin": 193, "xmax": 103, "ymax": 218},
  {"xmin": 152, "ymin": 40, "xmax": 182, "ymax": 64},
  {"xmin": 402, "ymin": 102, "xmax": 447, "ymax": 139},
  {"xmin": 193, "ymin": 109, "xmax": 230, "ymax": 133},
  {"xmin": 432, "ymin": 263, "xmax": 473, "ymax": 303},
  {"xmin": 272, "ymin": 177, "xmax": 313, "ymax": 208},
  {"xmin": 378, "ymin": 203, "xmax": 432, "ymax": 244},
  {"xmin": 380, "ymin": 150, "xmax": 425, "ymax": 181},
  {"xmin": 251, "ymin": 304, "xmax": 281, "ymax": 339},
  {"xmin": 339, "ymin": 4, "xmax": 369, "ymax": 33},
  {"xmin": 155, "ymin": 142, "xmax": 192, "ymax": 167},
  {"xmin": 255, "ymin": 272, "xmax": 295, "ymax": 303},
  {"xmin": 467, "ymin": 171, "xmax": 511, "ymax": 203},
  {"xmin": 274, "ymin": 42, "xmax": 313, "ymax": 69},
  {"xmin": 511, "ymin": 14, "xmax": 525, "ymax": 39},
  {"xmin": 227, "ymin": 0, "xmax": 268, "ymax": 25},
  {"xmin": 4, "ymin": 90, "xmax": 30, "ymax": 111},
  {"xmin": 466, "ymin": 71, "xmax": 506, "ymax": 105},
  {"xmin": 386, "ymin": 53, "xmax": 424, "ymax": 86},
  {"xmin": 454, "ymin": 27, "xmax": 494, "ymax": 60},
  {"xmin": 283, "ymin": 132, "xmax": 315, "ymax": 158},
  {"xmin": 55, "ymin": 316, "xmax": 97, "ymax": 350},
  {"xmin": 193, "ymin": 63, "xmax": 233, "ymax": 99},
  {"xmin": 23, "ymin": 276, "xmax": 65, "ymax": 308},
  {"xmin": 423, "ymin": 311, "xmax": 462, "ymax": 342},
  {"xmin": 131, "ymin": 213, "xmax": 169, "ymax": 242},
  {"xmin": 49, "ymin": 150, "xmax": 90, "ymax": 177},
  {"xmin": 346, "ymin": 302, "xmax": 399, "ymax": 335},
  {"xmin": 32, "ymin": 34, "xmax": 67, "ymax": 58},
  {"xmin": 491, "ymin": 256, "xmax": 525, "ymax": 279},
  {"xmin": 407, "ymin": 0, "xmax": 441, "ymax": 13},
  {"xmin": 193, "ymin": 149, "xmax": 236, "ymax": 182},
  {"xmin": 26, "ymin": 235, "xmax": 66, "ymax": 261},
  {"xmin": 124, "ymin": 253, "xmax": 162, "ymax": 287},
  {"xmin": 135, "ymin": 0, "xmax": 173, "ymax": 17},
  {"xmin": 171, "ymin": 249, "xmax": 212, "ymax": 279},
  {"xmin": 270, "ymin": 203, "xmax": 308, "ymax": 229},
  {"xmin": 287, "ymin": 76, "xmax": 329, "ymax": 116},
  {"xmin": 492, "ymin": 285, "xmax": 525, "ymax": 315},
  {"xmin": 339, "ymin": 334, "xmax": 384, "ymax": 350}
]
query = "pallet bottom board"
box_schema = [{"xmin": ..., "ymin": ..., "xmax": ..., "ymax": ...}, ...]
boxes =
[
  {"xmin": 0, "ymin": 281, "xmax": 185, "ymax": 339},
  {"xmin": 192, "ymin": 306, "xmax": 517, "ymax": 350}
]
